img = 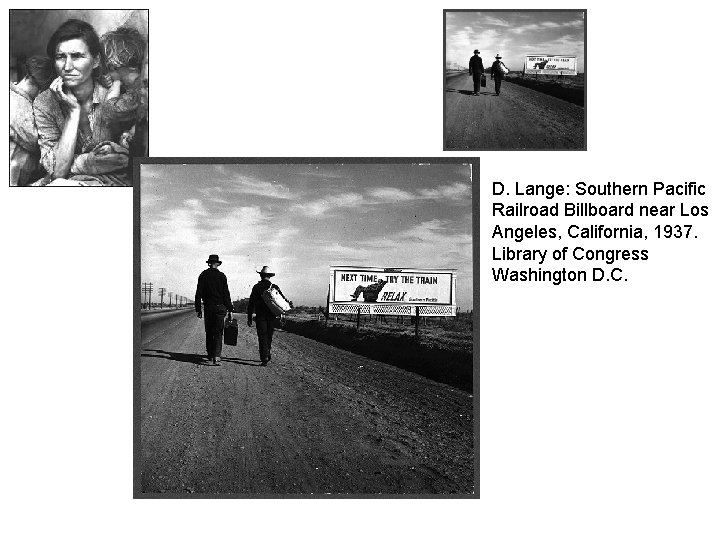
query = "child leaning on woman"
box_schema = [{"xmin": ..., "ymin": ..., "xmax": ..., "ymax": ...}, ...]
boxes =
[{"xmin": 100, "ymin": 26, "xmax": 148, "ymax": 155}]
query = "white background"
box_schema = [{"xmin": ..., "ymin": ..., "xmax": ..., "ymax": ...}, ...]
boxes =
[{"xmin": 2, "ymin": 1, "xmax": 719, "ymax": 538}]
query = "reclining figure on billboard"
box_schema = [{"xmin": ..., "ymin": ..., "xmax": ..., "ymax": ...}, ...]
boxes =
[
  {"xmin": 350, "ymin": 280, "xmax": 388, "ymax": 302},
  {"xmin": 533, "ymin": 60, "xmax": 549, "ymax": 69}
]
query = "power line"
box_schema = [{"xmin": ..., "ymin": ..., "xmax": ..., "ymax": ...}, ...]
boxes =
[{"xmin": 158, "ymin": 287, "xmax": 166, "ymax": 309}]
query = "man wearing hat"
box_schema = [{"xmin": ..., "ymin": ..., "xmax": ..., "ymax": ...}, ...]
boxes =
[
  {"xmin": 247, "ymin": 266, "xmax": 293, "ymax": 366},
  {"xmin": 468, "ymin": 49, "xmax": 485, "ymax": 96},
  {"xmin": 490, "ymin": 54, "xmax": 509, "ymax": 96},
  {"xmin": 194, "ymin": 254, "xmax": 233, "ymax": 365}
]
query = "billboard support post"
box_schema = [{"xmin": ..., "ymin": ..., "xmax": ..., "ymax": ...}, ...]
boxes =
[
  {"xmin": 356, "ymin": 307, "xmax": 361, "ymax": 331},
  {"xmin": 415, "ymin": 307, "xmax": 420, "ymax": 340}
]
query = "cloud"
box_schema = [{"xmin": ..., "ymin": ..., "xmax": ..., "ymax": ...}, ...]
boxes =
[
  {"xmin": 291, "ymin": 192, "xmax": 365, "ymax": 217},
  {"xmin": 484, "ymin": 16, "xmax": 511, "ymax": 27},
  {"xmin": 198, "ymin": 166, "xmax": 296, "ymax": 200},
  {"xmin": 321, "ymin": 242, "xmax": 374, "ymax": 262},
  {"xmin": 141, "ymin": 192, "xmax": 163, "ymax": 209},
  {"xmin": 351, "ymin": 219, "xmax": 472, "ymax": 269},
  {"xmin": 368, "ymin": 182, "xmax": 471, "ymax": 203},
  {"xmin": 511, "ymin": 18, "xmax": 583, "ymax": 34},
  {"xmin": 366, "ymin": 187, "xmax": 418, "ymax": 201},
  {"xmin": 229, "ymin": 175, "xmax": 295, "ymax": 199},
  {"xmin": 417, "ymin": 182, "xmax": 471, "ymax": 201}
]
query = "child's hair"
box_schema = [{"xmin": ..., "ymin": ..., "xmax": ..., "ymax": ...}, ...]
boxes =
[
  {"xmin": 24, "ymin": 55, "xmax": 54, "ymax": 90},
  {"xmin": 101, "ymin": 27, "xmax": 146, "ymax": 70}
]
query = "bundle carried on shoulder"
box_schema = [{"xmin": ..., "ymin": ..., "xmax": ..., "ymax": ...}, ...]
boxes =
[{"xmin": 262, "ymin": 285, "xmax": 291, "ymax": 317}]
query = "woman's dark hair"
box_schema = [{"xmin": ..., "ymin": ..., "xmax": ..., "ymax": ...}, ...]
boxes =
[
  {"xmin": 24, "ymin": 55, "xmax": 55, "ymax": 91},
  {"xmin": 46, "ymin": 18, "xmax": 104, "ymax": 78},
  {"xmin": 101, "ymin": 27, "xmax": 146, "ymax": 70}
]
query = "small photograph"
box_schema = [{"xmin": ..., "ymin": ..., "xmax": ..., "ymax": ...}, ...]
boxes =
[
  {"xmin": 444, "ymin": 9, "xmax": 585, "ymax": 151},
  {"xmin": 136, "ymin": 158, "xmax": 477, "ymax": 497},
  {"xmin": 9, "ymin": 9, "xmax": 148, "ymax": 186}
]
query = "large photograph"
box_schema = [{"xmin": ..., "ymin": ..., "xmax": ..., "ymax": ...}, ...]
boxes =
[
  {"xmin": 135, "ymin": 158, "xmax": 478, "ymax": 497},
  {"xmin": 9, "ymin": 9, "xmax": 148, "ymax": 186},
  {"xmin": 444, "ymin": 9, "xmax": 586, "ymax": 151}
]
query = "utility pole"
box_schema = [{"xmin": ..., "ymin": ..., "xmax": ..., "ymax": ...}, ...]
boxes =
[
  {"xmin": 158, "ymin": 287, "xmax": 166, "ymax": 309},
  {"xmin": 142, "ymin": 282, "xmax": 153, "ymax": 309}
]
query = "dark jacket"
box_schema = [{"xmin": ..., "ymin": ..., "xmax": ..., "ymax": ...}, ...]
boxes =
[
  {"xmin": 469, "ymin": 55, "xmax": 485, "ymax": 76},
  {"xmin": 194, "ymin": 267, "xmax": 233, "ymax": 313},
  {"xmin": 491, "ymin": 60, "xmax": 507, "ymax": 79},
  {"xmin": 247, "ymin": 280, "xmax": 290, "ymax": 322}
]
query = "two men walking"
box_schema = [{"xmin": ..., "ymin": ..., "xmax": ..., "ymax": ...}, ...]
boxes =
[
  {"xmin": 468, "ymin": 51, "xmax": 509, "ymax": 96},
  {"xmin": 194, "ymin": 256, "xmax": 292, "ymax": 366}
]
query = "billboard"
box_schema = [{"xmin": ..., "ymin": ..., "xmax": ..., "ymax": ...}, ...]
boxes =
[
  {"xmin": 524, "ymin": 55, "xmax": 577, "ymax": 75},
  {"xmin": 329, "ymin": 266, "xmax": 457, "ymax": 317}
]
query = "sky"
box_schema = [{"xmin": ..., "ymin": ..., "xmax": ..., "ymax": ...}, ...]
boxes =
[
  {"xmin": 140, "ymin": 163, "xmax": 473, "ymax": 309},
  {"xmin": 446, "ymin": 10, "xmax": 585, "ymax": 72}
]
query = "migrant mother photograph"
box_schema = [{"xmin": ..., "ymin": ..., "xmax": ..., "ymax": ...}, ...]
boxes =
[
  {"xmin": 444, "ymin": 9, "xmax": 586, "ymax": 151},
  {"xmin": 9, "ymin": 9, "xmax": 148, "ymax": 186},
  {"xmin": 135, "ymin": 158, "xmax": 478, "ymax": 496}
]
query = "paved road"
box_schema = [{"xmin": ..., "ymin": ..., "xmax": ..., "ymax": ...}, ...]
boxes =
[
  {"xmin": 139, "ymin": 311, "xmax": 475, "ymax": 495},
  {"xmin": 444, "ymin": 73, "xmax": 585, "ymax": 150}
]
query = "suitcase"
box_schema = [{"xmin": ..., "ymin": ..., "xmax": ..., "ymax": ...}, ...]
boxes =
[
  {"xmin": 223, "ymin": 317, "xmax": 238, "ymax": 346},
  {"xmin": 480, "ymin": 74, "xmax": 486, "ymax": 87},
  {"xmin": 262, "ymin": 285, "xmax": 291, "ymax": 317}
]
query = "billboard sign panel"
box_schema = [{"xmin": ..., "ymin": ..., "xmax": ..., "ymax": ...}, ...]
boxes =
[
  {"xmin": 524, "ymin": 55, "xmax": 577, "ymax": 75},
  {"xmin": 329, "ymin": 266, "xmax": 457, "ymax": 317}
]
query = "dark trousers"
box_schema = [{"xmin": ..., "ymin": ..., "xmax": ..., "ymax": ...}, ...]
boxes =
[
  {"xmin": 255, "ymin": 317, "xmax": 276, "ymax": 360},
  {"xmin": 472, "ymin": 73, "xmax": 482, "ymax": 93},
  {"xmin": 494, "ymin": 77, "xmax": 502, "ymax": 95},
  {"xmin": 203, "ymin": 304, "xmax": 227, "ymax": 359}
]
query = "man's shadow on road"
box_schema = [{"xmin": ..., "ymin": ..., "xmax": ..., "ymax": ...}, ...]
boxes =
[
  {"xmin": 446, "ymin": 88, "xmax": 496, "ymax": 96},
  {"xmin": 142, "ymin": 349, "xmax": 261, "ymax": 367}
]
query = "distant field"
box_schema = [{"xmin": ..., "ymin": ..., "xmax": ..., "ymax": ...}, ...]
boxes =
[
  {"xmin": 283, "ymin": 313, "xmax": 473, "ymax": 392},
  {"xmin": 505, "ymin": 72, "xmax": 585, "ymax": 106}
]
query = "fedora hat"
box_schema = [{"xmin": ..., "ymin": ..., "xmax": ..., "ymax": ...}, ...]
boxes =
[
  {"xmin": 473, "ymin": 49, "xmax": 479, "ymax": 54},
  {"xmin": 257, "ymin": 265, "xmax": 275, "ymax": 277},
  {"xmin": 495, "ymin": 54, "xmax": 502, "ymax": 59},
  {"xmin": 206, "ymin": 254, "xmax": 222, "ymax": 265}
]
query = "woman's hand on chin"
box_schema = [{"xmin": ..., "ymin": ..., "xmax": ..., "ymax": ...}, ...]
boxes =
[{"xmin": 50, "ymin": 77, "xmax": 80, "ymax": 113}]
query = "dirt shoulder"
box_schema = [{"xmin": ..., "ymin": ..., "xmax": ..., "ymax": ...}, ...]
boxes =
[{"xmin": 139, "ymin": 312, "xmax": 475, "ymax": 495}]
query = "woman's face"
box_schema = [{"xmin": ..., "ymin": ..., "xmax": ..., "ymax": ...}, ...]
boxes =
[{"xmin": 54, "ymin": 38, "xmax": 99, "ymax": 88}]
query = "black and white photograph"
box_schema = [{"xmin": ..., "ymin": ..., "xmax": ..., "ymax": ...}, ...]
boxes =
[
  {"xmin": 136, "ymin": 158, "xmax": 477, "ymax": 496},
  {"xmin": 9, "ymin": 9, "xmax": 148, "ymax": 186},
  {"xmin": 444, "ymin": 9, "xmax": 586, "ymax": 150},
  {"xmin": 4, "ymin": 1, "xmax": 720, "ymax": 537}
]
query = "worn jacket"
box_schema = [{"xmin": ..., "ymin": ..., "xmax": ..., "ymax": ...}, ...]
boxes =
[
  {"xmin": 195, "ymin": 267, "xmax": 233, "ymax": 314},
  {"xmin": 247, "ymin": 280, "xmax": 290, "ymax": 322},
  {"xmin": 491, "ymin": 60, "xmax": 508, "ymax": 79},
  {"xmin": 469, "ymin": 55, "xmax": 485, "ymax": 76}
]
